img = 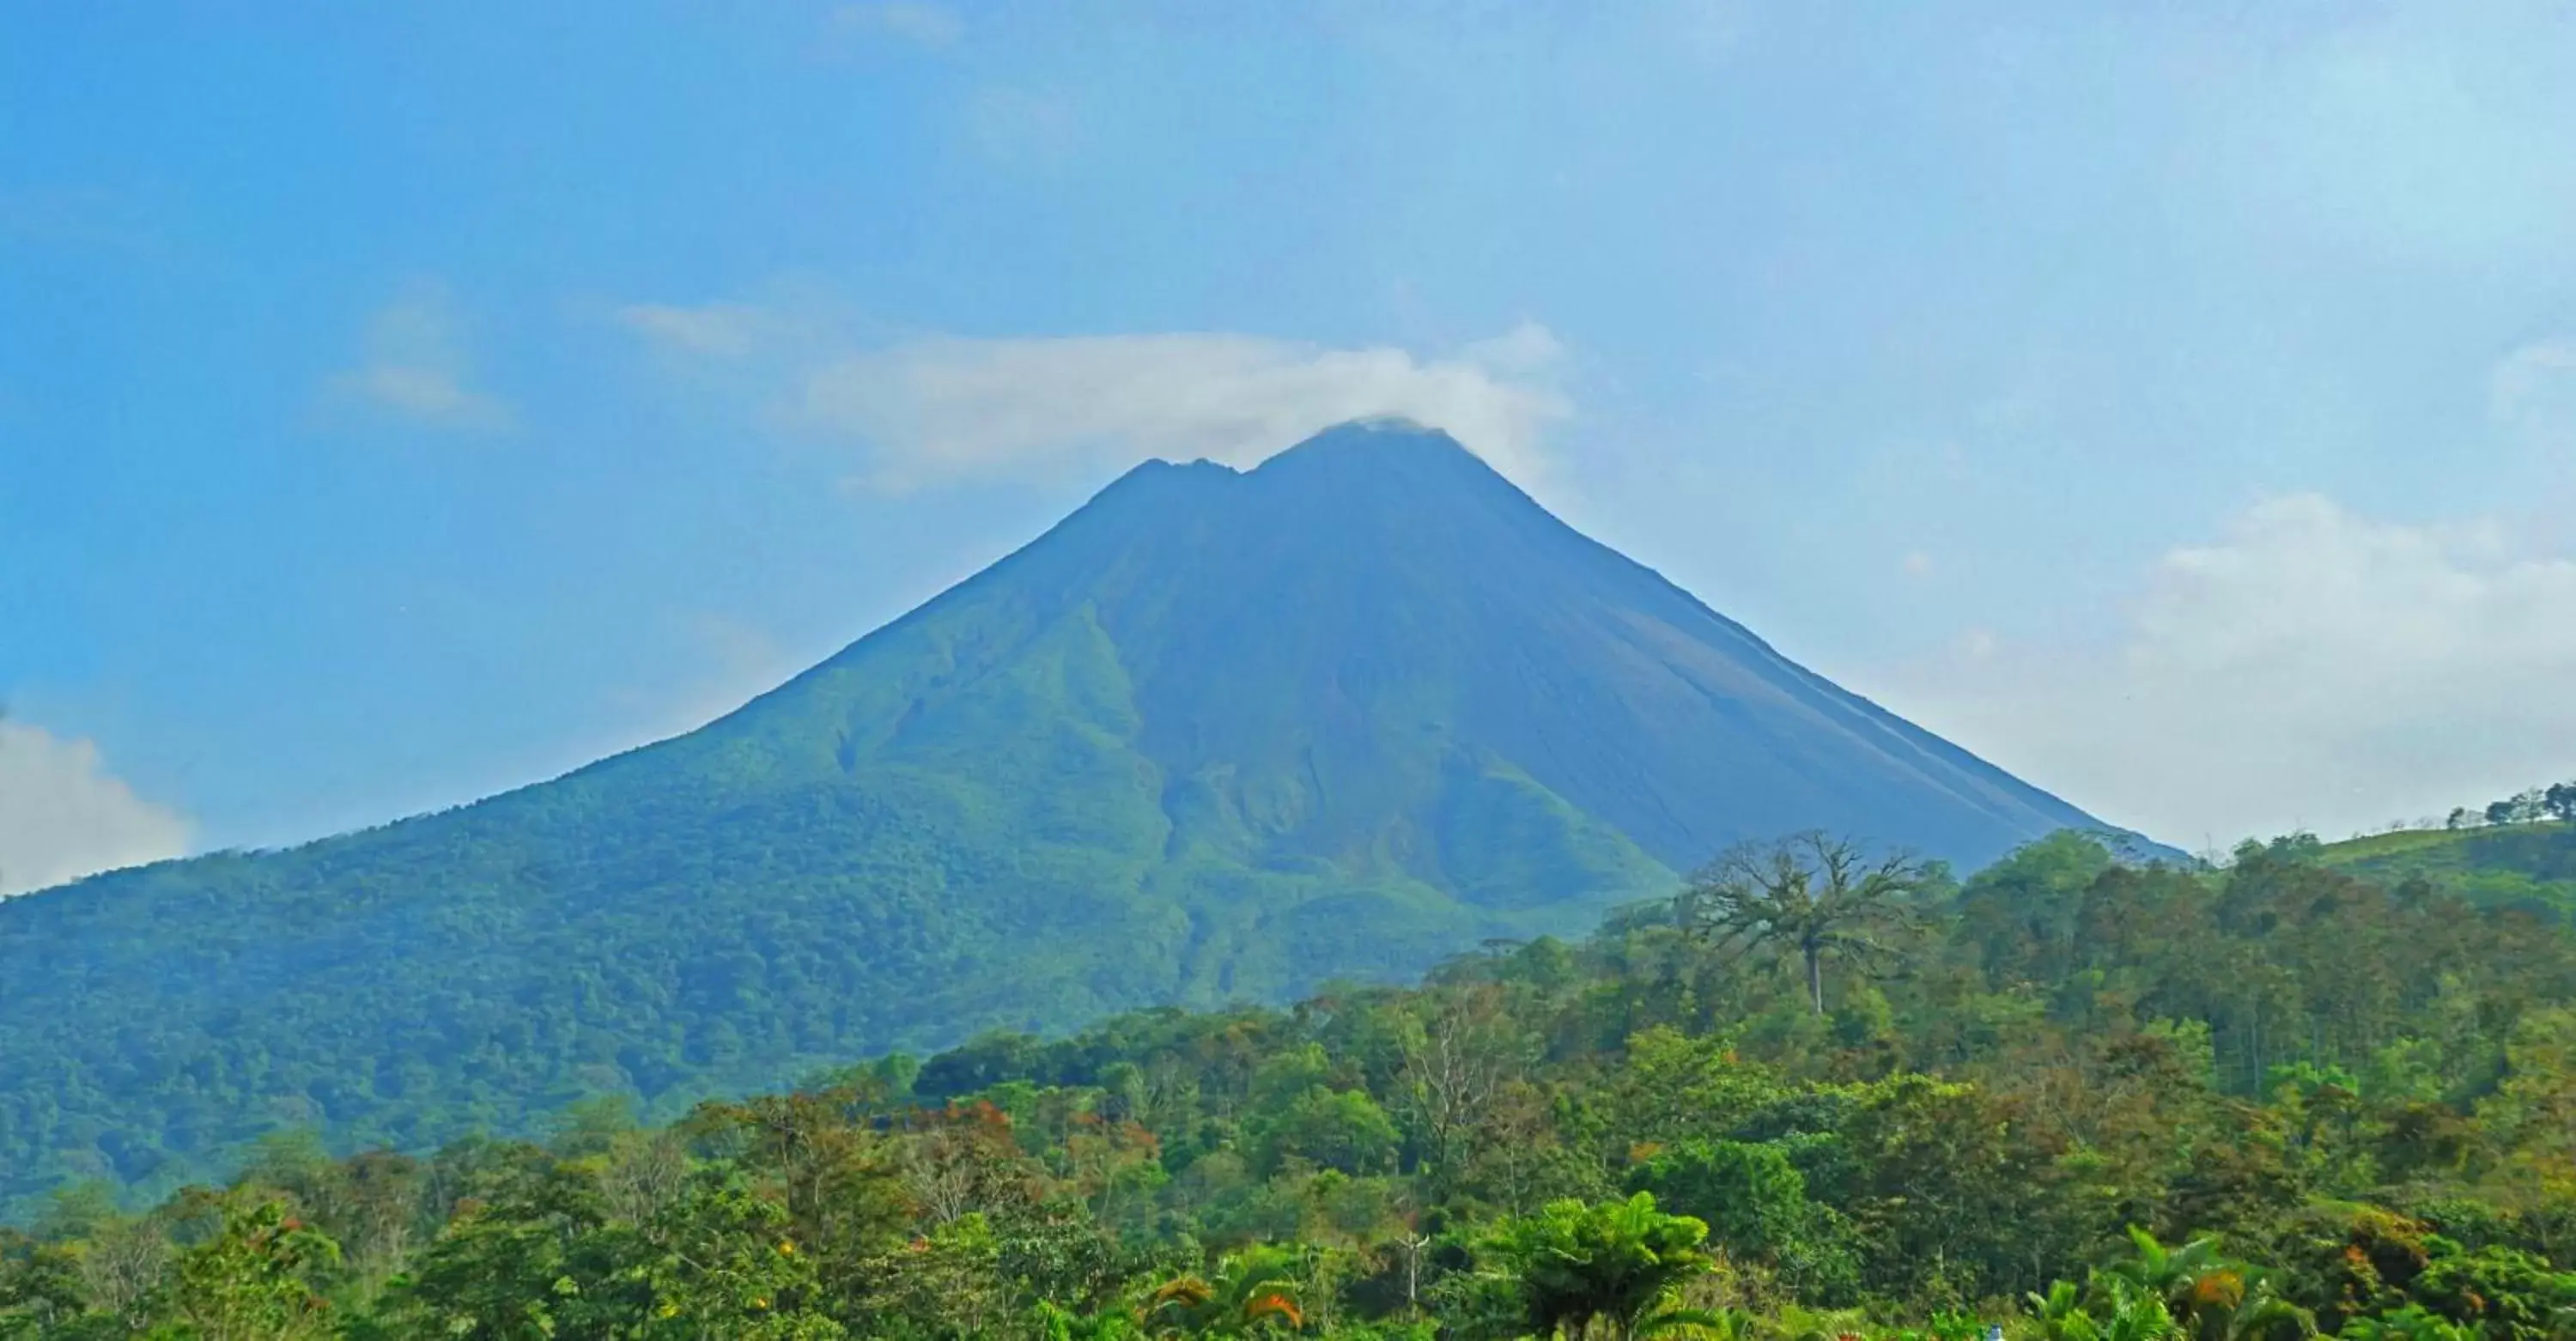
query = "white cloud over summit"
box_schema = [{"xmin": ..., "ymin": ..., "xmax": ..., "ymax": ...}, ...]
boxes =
[
  {"xmin": 619, "ymin": 305, "xmax": 1571, "ymax": 491},
  {"xmin": 0, "ymin": 719, "xmax": 191, "ymax": 896},
  {"xmin": 1862, "ymin": 495, "xmax": 2576, "ymax": 851}
]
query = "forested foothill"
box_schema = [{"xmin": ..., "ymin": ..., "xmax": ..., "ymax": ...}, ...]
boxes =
[{"xmin": 8, "ymin": 824, "xmax": 2576, "ymax": 1338}]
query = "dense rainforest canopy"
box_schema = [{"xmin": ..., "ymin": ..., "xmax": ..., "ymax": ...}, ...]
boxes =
[{"xmin": 7, "ymin": 828, "xmax": 2576, "ymax": 1338}]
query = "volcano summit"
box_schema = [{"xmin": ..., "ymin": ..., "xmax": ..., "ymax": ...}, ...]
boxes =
[{"xmin": 0, "ymin": 421, "xmax": 2131, "ymax": 1200}]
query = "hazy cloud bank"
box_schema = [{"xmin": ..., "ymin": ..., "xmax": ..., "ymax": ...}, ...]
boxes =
[
  {"xmin": 0, "ymin": 719, "xmax": 192, "ymax": 896},
  {"xmin": 1864, "ymin": 495, "xmax": 2576, "ymax": 850},
  {"xmin": 619, "ymin": 303, "xmax": 1571, "ymax": 491}
]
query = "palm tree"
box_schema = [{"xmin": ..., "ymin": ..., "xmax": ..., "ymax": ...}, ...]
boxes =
[
  {"xmin": 2029, "ymin": 1275, "xmax": 2188, "ymax": 1341},
  {"xmin": 1481, "ymin": 1192, "xmax": 1727, "ymax": 1340},
  {"xmin": 1149, "ymin": 1245, "xmax": 1309, "ymax": 1336},
  {"xmin": 2100, "ymin": 1226, "xmax": 2236, "ymax": 1305},
  {"xmin": 1035, "ymin": 1298, "xmax": 1151, "ymax": 1340},
  {"xmin": 2333, "ymin": 1306, "xmax": 2476, "ymax": 1341},
  {"xmin": 2098, "ymin": 1229, "xmax": 2314, "ymax": 1341},
  {"xmin": 1676, "ymin": 833, "xmax": 1937, "ymax": 1014}
]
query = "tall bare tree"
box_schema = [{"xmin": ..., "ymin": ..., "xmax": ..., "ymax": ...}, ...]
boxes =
[
  {"xmin": 1397, "ymin": 984, "xmax": 1528, "ymax": 1188},
  {"xmin": 1677, "ymin": 831, "xmax": 1936, "ymax": 1014}
]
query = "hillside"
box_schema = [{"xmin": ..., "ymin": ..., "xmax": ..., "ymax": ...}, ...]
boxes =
[
  {"xmin": 9, "ymin": 829, "xmax": 2575, "ymax": 1337},
  {"xmin": 0, "ymin": 421, "xmax": 2132, "ymax": 1208},
  {"xmin": 2318, "ymin": 821, "xmax": 2576, "ymax": 921}
]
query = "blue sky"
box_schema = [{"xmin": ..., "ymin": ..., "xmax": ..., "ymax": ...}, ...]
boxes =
[{"xmin": 6, "ymin": 0, "xmax": 2576, "ymax": 888}]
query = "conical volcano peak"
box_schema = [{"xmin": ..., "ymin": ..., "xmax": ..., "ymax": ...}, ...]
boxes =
[
  {"xmin": 0, "ymin": 413, "xmax": 2140, "ymax": 1205},
  {"xmin": 1086, "ymin": 421, "xmax": 1504, "ymax": 516},
  {"xmin": 1084, "ymin": 453, "xmax": 1243, "ymax": 508},
  {"xmin": 1256, "ymin": 417, "xmax": 1481, "ymax": 470},
  {"xmin": 1249, "ymin": 419, "xmax": 1525, "ymax": 511},
  {"xmin": 1278, "ymin": 414, "xmax": 1457, "ymax": 446}
]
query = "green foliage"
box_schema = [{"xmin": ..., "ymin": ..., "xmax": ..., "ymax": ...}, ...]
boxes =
[
  {"xmin": 2030, "ymin": 1276, "xmax": 2188, "ymax": 1341},
  {"xmin": 0, "ymin": 1231, "xmax": 85, "ymax": 1340},
  {"xmin": 2337, "ymin": 1305, "xmax": 2480, "ymax": 1341},
  {"xmin": 1251, "ymin": 1088, "xmax": 1403, "ymax": 1179},
  {"xmin": 1628, "ymin": 1141, "xmax": 1860, "ymax": 1303},
  {"xmin": 157, "ymin": 1196, "xmax": 342, "ymax": 1340},
  {"xmin": 1150, "ymin": 1242, "xmax": 1315, "ymax": 1335},
  {"xmin": 1678, "ymin": 834, "xmax": 1942, "ymax": 1015},
  {"xmin": 1474, "ymin": 1192, "xmax": 1717, "ymax": 1340},
  {"xmin": 2405, "ymin": 1245, "xmax": 2576, "ymax": 1341},
  {"xmin": 3, "ymin": 829, "xmax": 2576, "ymax": 1338},
  {"xmin": 2318, "ymin": 822, "xmax": 2576, "ymax": 925}
]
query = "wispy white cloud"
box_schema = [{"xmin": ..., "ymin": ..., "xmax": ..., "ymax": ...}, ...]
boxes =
[
  {"xmin": 2285, "ymin": 19, "xmax": 2575, "ymax": 261},
  {"xmin": 1859, "ymin": 495, "xmax": 2576, "ymax": 850},
  {"xmin": 829, "ymin": 1, "xmax": 963, "ymax": 49},
  {"xmin": 2489, "ymin": 337, "xmax": 2576, "ymax": 457},
  {"xmin": 620, "ymin": 303, "xmax": 1572, "ymax": 491},
  {"xmin": 619, "ymin": 302, "xmax": 770, "ymax": 359},
  {"xmin": 324, "ymin": 281, "xmax": 513, "ymax": 432},
  {"xmin": 0, "ymin": 719, "xmax": 192, "ymax": 897},
  {"xmin": 964, "ymin": 87, "xmax": 1083, "ymax": 172},
  {"xmin": 0, "ymin": 184, "xmax": 166, "ymax": 252}
]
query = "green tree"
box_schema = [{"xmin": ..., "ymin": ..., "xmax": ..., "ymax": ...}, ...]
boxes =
[
  {"xmin": 1255, "ymin": 1089, "xmax": 1402, "ymax": 1178},
  {"xmin": 155, "ymin": 1197, "xmax": 342, "ymax": 1341},
  {"xmin": 1478, "ymin": 1192, "xmax": 1722, "ymax": 1341},
  {"xmin": 2338, "ymin": 1305, "xmax": 2479, "ymax": 1341},
  {"xmin": 1030, "ymin": 1297, "xmax": 1151, "ymax": 1339},
  {"xmin": 383, "ymin": 1157, "xmax": 647, "ymax": 1341},
  {"xmin": 0, "ymin": 1229, "xmax": 88, "ymax": 1341},
  {"xmin": 852, "ymin": 1212, "xmax": 1011, "ymax": 1339},
  {"xmin": 1150, "ymin": 1244, "xmax": 1313, "ymax": 1336},
  {"xmin": 2029, "ymin": 1276, "xmax": 2188, "ymax": 1341},
  {"xmin": 1626, "ymin": 1140, "xmax": 1857, "ymax": 1303},
  {"xmin": 629, "ymin": 1178, "xmax": 844, "ymax": 1340},
  {"xmin": 2404, "ymin": 1244, "xmax": 2576, "ymax": 1341},
  {"xmin": 1677, "ymin": 834, "xmax": 1937, "ymax": 1015},
  {"xmin": 1811, "ymin": 1073, "xmax": 2075, "ymax": 1303},
  {"xmin": 2099, "ymin": 1229, "xmax": 2315, "ymax": 1341}
]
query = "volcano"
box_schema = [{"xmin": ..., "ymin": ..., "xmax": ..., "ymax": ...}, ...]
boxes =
[{"xmin": 0, "ymin": 420, "xmax": 2135, "ymax": 1203}]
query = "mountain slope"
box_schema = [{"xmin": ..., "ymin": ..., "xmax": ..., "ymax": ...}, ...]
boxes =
[
  {"xmin": 2317, "ymin": 822, "xmax": 2576, "ymax": 921},
  {"xmin": 0, "ymin": 421, "xmax": 2128, "ymax": 1206}
]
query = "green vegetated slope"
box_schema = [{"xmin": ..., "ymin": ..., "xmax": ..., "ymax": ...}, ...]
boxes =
[
  {"xmin": 2317, "ymin": 822, "xmax": 2576, "ymax": 921},
  {"xmin": 0, "ymin": 422, "xmax": 2129, "ymax": 1209},
  {"xmin": 9, "ymin": 830, "xmax": 2576, "ymax": 1338}
]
